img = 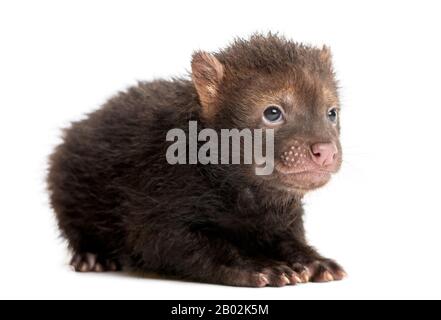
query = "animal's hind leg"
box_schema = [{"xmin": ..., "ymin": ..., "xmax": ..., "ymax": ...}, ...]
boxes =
[
  {"xmin": 70, "ymin": 252, "xmax": 120, "ymax": 272},
  {"xmin": 59, "ymin": 221, "xmax": 121, "ymax": 272}
]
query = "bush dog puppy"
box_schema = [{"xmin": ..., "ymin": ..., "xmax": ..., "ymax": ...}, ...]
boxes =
[{"xmin": 48, "ymin": 34, "xmax": 345, "ymax": 287}]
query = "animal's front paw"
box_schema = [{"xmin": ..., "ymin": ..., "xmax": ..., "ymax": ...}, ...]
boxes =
[
  {"xmin": 224, "ymin": 264, "xmax": 304, "ymax": 287},
  {"xmin": 259, "ymin": 264, "xmax": 305, "ymax": 287},
  {"xmin": 291, "ymin": 259, "xmax": 346, "ymax": 283}
]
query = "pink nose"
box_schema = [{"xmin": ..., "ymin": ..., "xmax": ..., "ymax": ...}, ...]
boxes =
[{"xmin": 310, "ymin": 142, "xmax": 338, "ymax": 167}]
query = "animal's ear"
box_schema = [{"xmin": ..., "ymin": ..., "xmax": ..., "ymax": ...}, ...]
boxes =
[
  {"xmin": 319, "ymin": 45, "xmax": 332, "ymax": 65},
  {"xmin": 191, "ymin": 51, "xmax": 224, "ymax": 119}
]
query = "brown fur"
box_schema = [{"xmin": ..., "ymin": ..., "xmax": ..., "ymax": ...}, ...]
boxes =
[{"xmin": 47, "ymin": 33, "xmax": 345, "ymax": 287}]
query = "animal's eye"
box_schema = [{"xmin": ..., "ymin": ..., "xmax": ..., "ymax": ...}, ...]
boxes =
[
  {"xmin": 263, "ymin": 105, "xmax": 284, "ymax": 123},
  {"xmin": 327, "ymin": 107, "xmax": 338, "ymax": 123}
]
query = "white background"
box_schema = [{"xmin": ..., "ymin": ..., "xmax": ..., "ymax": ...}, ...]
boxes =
[{"xmin": 1, "ymin": 0, "xmax": 440, "ymax": 300}]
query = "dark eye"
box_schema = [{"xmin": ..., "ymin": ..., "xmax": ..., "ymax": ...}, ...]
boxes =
[
  {"xmin": 263, "ymin": 105, "xmax": 284, "ymax": 123},
  {"xmin": 327, "ymin": 107, "xmax": 338, "ymax": 123}
]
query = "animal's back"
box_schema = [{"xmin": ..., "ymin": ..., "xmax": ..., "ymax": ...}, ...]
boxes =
[{"xmin": 47, "ymin": 79, "xmax": 198, "ymax": 258}]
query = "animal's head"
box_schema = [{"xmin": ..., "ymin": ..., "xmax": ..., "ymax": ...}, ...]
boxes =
[{"xmin": 191, "ymin": 34, "xmax": 341, "ymax": 193}]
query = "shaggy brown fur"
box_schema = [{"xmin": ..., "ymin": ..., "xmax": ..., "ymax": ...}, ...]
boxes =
[{"xmin": 47, "ymin": 34, "xmax": 346, "ymax": 287}]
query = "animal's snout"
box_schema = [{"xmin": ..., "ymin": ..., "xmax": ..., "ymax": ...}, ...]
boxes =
[{"xmin": 310, "ymin": 142, "xmax": 338, "ymax": 167}]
